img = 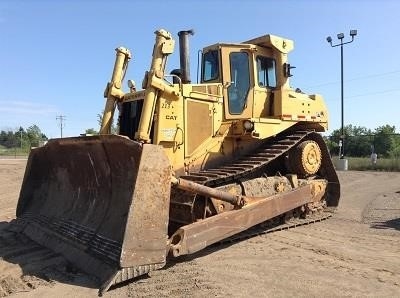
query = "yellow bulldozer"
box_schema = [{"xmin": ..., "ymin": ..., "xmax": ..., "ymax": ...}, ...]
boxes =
[{"xmin": 15, "ymin": 29, "xmax": 340, "ymax": 294}]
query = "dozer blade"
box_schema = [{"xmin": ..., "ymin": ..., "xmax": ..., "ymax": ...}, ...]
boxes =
[{"xmin": 14, "ymin": 135, "xmax": 171, "ymax": 294}]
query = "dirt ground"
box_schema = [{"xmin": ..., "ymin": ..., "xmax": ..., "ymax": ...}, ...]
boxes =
[{"xmin": 0, "ymin": 158, "xmax": 399, "ymax": 297}]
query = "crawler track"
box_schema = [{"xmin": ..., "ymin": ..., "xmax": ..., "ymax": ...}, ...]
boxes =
[
  {"xmin": 221, "ymin": 208, "xmax": 335, "ymax": 244},
  {"xmin": 170, "ymin": 129, "xmax": 340, "ymax": 227},
  {"xmin": 182, "ymin": 131, "xmax": 336, "ymax": 187},
  {"xmin": 169, "ymin": 129, "xmax": 340, "ymax": 259},
  {"xmin": 180, "ymin": 131, "xmax": 313, "ymax": 186}
]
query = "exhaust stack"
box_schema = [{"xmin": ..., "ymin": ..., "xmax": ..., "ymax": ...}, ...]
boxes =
[{"xmin": 178, "ymin": 29, "xmax": 194, "ymax": 84}]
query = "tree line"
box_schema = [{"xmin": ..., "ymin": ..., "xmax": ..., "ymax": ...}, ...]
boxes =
[
  {"xmin": 2, "ymin": 123, "xmax": 400, "ymax": 159},
  {"xmin": 0, "ymin": 125, "xmax": 48, "ymax": 149},
  {"xmin": 326, "ymin": 124, "xmax": 400, "ymax": 158}
]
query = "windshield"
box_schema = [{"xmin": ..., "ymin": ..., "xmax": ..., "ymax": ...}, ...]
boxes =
[{"xmin": 256, "ymin": 56, "xmax": 277, "ymax": 88}]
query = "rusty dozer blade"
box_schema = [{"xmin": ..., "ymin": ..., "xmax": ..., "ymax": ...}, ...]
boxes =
[{"xmin": 15, "ymin": 135, "xmax": 171, "ymax": 294}]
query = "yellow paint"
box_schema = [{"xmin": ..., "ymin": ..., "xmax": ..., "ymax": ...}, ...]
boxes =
[{"xmin": 102, "ymin": 29, "xmax": 329, "ymax": 175}]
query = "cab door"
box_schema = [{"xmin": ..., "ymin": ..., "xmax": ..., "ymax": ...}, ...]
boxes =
[{"xmin": 220, "ymin": 47, "xmax": 254, "ymax": 119}]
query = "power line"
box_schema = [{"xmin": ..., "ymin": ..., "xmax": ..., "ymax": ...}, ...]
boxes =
[
  {"xmin": 323, "ymin": 88, "xmax": 400, "ymax": 100},
  {"xmin": 346, "ymin": 88, "xmax": 400, "ymax": 99},
  {"xmin": 304, "ymin": 70, "xmax": 400, "ymax": 89},
  {"xmin": 56, "ymin": 115, "xmax": 66, "ymax": 138}
]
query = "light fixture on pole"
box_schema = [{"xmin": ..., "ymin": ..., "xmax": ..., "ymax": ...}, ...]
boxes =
[{"xmin": 326, "ymin": 30, "xmax": 357, "ymax": 159}]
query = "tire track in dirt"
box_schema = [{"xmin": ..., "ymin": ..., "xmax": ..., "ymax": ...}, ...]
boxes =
[
  {"xmin": 0, "ymin": 225, "xmax": 95, "ymax": 297},
  {"xmin": 362, "ymin": 191, "xmax": 400, "ymax": 228},
  {"xmin": 263, "ymin": 224, "xmax": 400, "ymax": 292},
  {"xmin": 0, "ymin": 230, "xmax": 55, "ymax": 296},
  {"xmin": 282, "ymin": 219, "xmax": 400, "ymax": 250},
  {"xmin": 123, "ymin": 258, "xmax": 222, "ymax": 298},
  {"xmin": 0, "ymin": 160, "xmax": 26, "ymax": 222},
  {"xmin": 202, "ymin": 213, "xmax": 400, "ymax": 297}
]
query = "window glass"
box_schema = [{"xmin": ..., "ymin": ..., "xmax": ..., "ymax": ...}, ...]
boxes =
[
  {"xmin": 228, "ymin": 52, "xmax": 250, "ymax": 114},
  {"xmin": 202, "ymin": 50, "xmax": 219, "ymax": 81},
  {"xmin": 256, "ymin": 56, "xmax": 276, "ymax": 88}
]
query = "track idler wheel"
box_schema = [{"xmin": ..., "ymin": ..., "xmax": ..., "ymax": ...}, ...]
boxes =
[{"xmin": 288, "ymin": 140, "xmax": 322, "ymax": 177}]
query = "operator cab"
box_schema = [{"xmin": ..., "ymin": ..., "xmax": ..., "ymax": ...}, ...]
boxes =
[{"xmin": 200, "ymin": 35, "xmax": 293, "ymax": 119}]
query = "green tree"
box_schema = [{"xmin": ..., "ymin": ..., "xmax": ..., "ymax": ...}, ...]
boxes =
[
  {"xmin": 328, "ymin": 125, "xmax": 372, "ymax": 157},
  {"xmin": 97, "ymin": 111, "xmax": 118, "ymax": 134},
  {"xmin": 15, "ymin": 127, "xmax": 25, "ymax": 149},
  {"xmin": 0, "ymin": 130, "xmax": 17, "ymax": 148},
  {"xmin": 346, "ymin": 126, "xmax": 373, "ymax": 157},
  {"xmin": 85, "ymin": 128, "xmax": 98, "ymax": 135},
  {"xmin": 373, "ymin": 125, "xmax": 396, "ymax": 157},
  {"xmin": 389, "ymin": 136, "xmax": 400, "ymax": 159},
  {"xmin": 26, "ymin": 125, "xmax": 48, "ymax": 147},
  {"xmin": 0, "ymin": 125, "xmax": 47, "ymax": 149},
  {"xmin": 328, "ymin": 124, "xmax": 399, "ymax": 157}
]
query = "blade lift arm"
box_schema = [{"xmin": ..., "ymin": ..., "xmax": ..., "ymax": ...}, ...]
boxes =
[
  {"xmin": 100, "ymin": 47, "xmax": 132, "ymax": 134},
  {"xmin": 100, "ymin": 29, "xmax": 179, "ymax": 141},
  {"xmin": 134, "ymin": 29, "xmax": 177, "ymax": 142}
]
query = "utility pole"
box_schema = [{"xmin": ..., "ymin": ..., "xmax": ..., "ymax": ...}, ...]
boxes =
[
  {"xmin": 56, "ymin": 115, "xmax": 66, "ymax": 138},
  {"xmin": 19, "ymin": 127, "xmax": 23, "ymax": 149}
]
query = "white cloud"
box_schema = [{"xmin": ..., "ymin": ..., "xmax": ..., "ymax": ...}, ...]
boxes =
[{"xmin": 0, "ymin": 100, "xmax": 59, "ymax": 115}]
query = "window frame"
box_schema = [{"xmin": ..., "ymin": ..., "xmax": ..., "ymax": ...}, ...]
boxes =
[
  {"xmin": 201, "ymin": 50, "xmax": 220, "ymax": 82},
  {"xmin": 227, "ymin": 51, "xmax": 251, "ymax": 115}
]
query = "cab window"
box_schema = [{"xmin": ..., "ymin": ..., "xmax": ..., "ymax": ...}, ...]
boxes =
[
  {"xmin": 202, "ymin": 50, "xmax": 219, "ymax": 81},
  {"xmin": 228, "ymin": 52, "xmax": 250, "ymax": 114},
  {"xmin": 257, "ymin": 56, "xmax": 276, "ymax": 88}
]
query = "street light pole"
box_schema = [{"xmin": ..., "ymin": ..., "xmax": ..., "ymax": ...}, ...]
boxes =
[
  {"xmin": 340, "ymin": 41, "xmax": 344, "ymax": 155},
  {"xmin": 326, "ymin": 30, "xmax": 357, "ymax": 159}
]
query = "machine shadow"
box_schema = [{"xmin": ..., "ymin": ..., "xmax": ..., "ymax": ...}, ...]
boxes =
[
  {"xmin": 0, "ymin": 221, "xmax": 9, "ymax": 231},
  {"xmin": 370, "ymin": 218, "xmax": 400, "ymax": 232},
  {"xmin": 0, "ymin": 220, "xmax": 98, "ymax": 290}
]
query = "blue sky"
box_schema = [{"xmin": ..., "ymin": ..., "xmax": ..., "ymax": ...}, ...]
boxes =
[{"xmin": 1, "ymin": 0, "xmax": 399, "ymax": 138}]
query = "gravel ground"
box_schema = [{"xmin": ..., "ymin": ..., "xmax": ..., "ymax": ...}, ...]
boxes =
[{"xmin": 0, "ymin": 159, "xmax": 399, "ymax": 297}]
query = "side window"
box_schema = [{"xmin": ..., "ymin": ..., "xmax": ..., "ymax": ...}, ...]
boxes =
[
  {"xmin": 228, "ymin": 52, "xmax": 250, "ymax": 115},
  {"xmin": 202, "ymin": 50, "xmax": 219, "ymax": 81},
  {"xmin": 257, "ymin": 56, "xmax": 276, "ymax": 88}
]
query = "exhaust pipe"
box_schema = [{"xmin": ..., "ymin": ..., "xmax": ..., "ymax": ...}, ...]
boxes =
[{"xmin": 178, "ymin": 29, "xmax": 194, "ymax": 84}]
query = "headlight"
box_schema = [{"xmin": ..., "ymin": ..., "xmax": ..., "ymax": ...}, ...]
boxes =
[
  {"xmin": 127, "ymin": 80, "xmax": 136, "ymax": 91},
  {"xmin": 243, "ymin": 120, "xmax": 254, "ymax": 132}
]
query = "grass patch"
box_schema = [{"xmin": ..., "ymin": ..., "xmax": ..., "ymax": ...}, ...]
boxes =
[
  {"xmin": 0, "ymin": 147, "xmax": 29, "ymax": 158},
  {"xmin": 333, "ymin": 156, "xmax": 400, "ymax": 171}
]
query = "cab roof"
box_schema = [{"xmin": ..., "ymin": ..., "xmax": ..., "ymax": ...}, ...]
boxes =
[{"xmin": 203, "ymin": 34, "xmax": 294, "ymax": 54}]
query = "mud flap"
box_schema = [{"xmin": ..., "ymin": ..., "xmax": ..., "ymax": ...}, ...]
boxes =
[{"xmin": 15, "ymin": 135, "xmax": 171, "ymax": 294}]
